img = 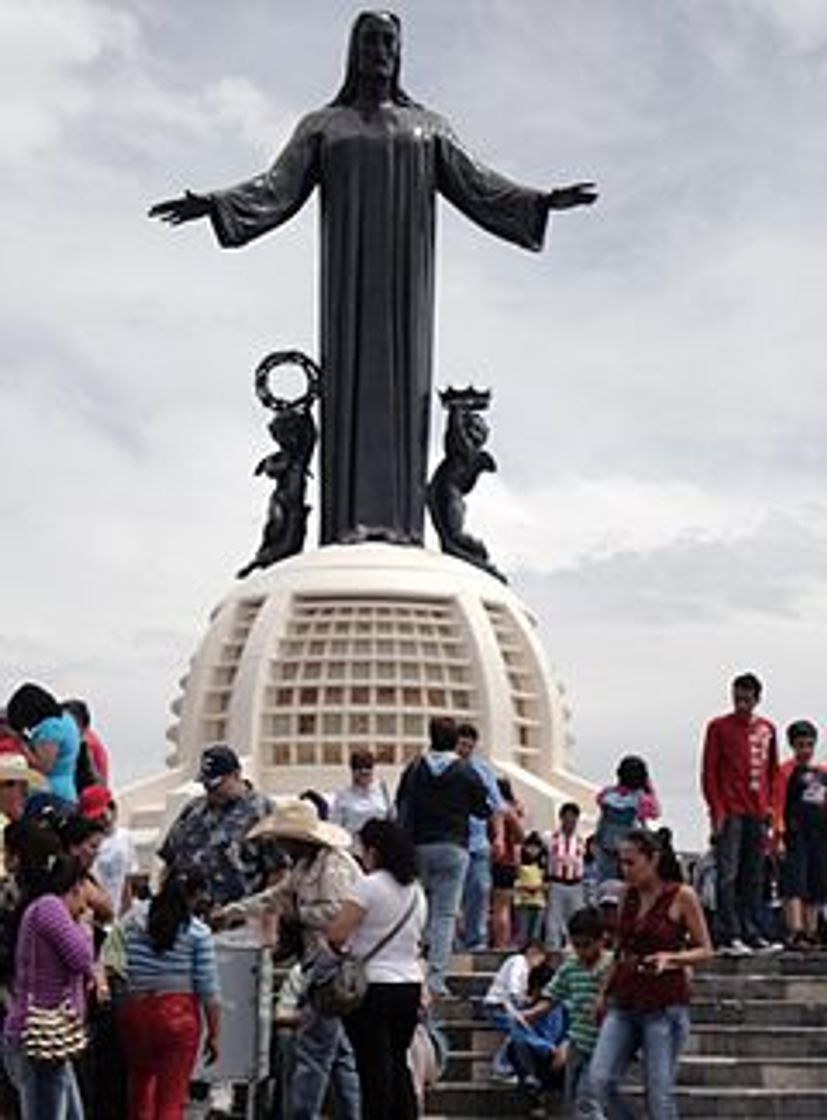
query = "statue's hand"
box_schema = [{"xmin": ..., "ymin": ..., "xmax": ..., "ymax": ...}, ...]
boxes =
[
  {"xmin": 547, "ymin": 182, "xmax": 598, "ymax": 210},
  {"xmin": 148, "ymin": 190, "xmax": 213, "ymax": 224}
]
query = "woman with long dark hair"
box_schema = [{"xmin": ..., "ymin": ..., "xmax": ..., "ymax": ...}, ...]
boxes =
[
  {"xmin": 326, "ymin": 818, "xmax": 427, "ymax": 1120},
  {"xmin": 117, "ymin": 869, "xmax": 220, "ymax": 1120},
  {"xmin": 58, "ymin": 815, "xmax": 114, "ymax": 931},
  {"xmin": 3, "ymin": 852, "xmax": 94, "ymax": 1119},
  {"xmin": 590, "ymin": 829, "xmax": 712, "ymax": 1119}
]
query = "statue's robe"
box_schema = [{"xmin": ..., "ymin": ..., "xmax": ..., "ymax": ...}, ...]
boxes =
[{"xmin": 210, "ymin": 104, "xmax": 548, "ymax": 545}]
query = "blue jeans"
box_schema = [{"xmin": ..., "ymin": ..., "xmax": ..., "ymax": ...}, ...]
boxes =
[
  {"xmin": 546, "ymin": 880, "xmax": 585, "ymax": 949},
  {"xmin": 715, "ymin": 815, "xmax": 764, "ymax": 944},
  {"xmin": 289, "ymin": 1006, "xmax": 361, "ymax": 1120},
  {"xmin": 3, "ymin": 1041, "xmax": 84, "ymax": 1120},
  {"xmin": 566, "ymin": 1043, "xmax": 604, "ymax": 1118},
  {"xmin": 589, "ymin": 1005, "xmax": 689, "ymax": 1120},
  {"xmin": 483, "ymin": 1005, "xmax": 515, "ymax": 1075},
  {"xmin": 416, "ymin": 842, "xmax": 470, "ymax": 994},
  {"xmin": 461, "ymin": 848, "xmax": 493, "ymax": 949}
]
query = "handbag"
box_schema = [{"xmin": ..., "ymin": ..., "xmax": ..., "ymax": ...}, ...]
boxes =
[
  {"xmin": 21, "ymin": 1001, "xmax": 87, "ymax": 1063},
  {"xmin": 20, "ymin": 919, "xmax": 88, "ymax": 1064},
  {"xmin": 309, "ymin": 890, "xmax": 419, "ymax": 1018}
]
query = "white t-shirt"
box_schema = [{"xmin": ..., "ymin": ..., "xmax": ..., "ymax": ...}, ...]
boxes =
[
  {"xmin": 331, "ymin": 783, "xmax": 393, "ymax": 838},
  {"xmin": 94, "ymin": 827, "xmax": 138, "ymax": 916},
  {"xmin": 346, "ymin": 870, "xmax": 427, "ymax": 984},
  {"xmin": 483, "ymin": 952, "xmax": 529, "ymax": 1007}
]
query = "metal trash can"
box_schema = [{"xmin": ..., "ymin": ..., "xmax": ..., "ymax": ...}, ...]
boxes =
[{"xmin": 190, "ymin": 929, "xmax": 274, "ymax": 1119}]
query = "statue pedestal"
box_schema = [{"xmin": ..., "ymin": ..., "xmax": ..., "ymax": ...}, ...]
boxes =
[{"xmin": 120, "ymin": 545, "xmax": 595, "ymax": 865}]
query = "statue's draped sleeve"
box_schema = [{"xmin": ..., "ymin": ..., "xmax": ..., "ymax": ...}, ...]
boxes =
[
  {"xmin": 208, "ymin": 115, "xmax": 321, "ymax": 248},
  {"xmin": 435, "ymin": 124, "xmax": 549, "ymax": 253}
]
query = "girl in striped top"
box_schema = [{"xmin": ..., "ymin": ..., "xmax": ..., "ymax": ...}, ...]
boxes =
[{"xmin": 117, "ymin": 869, "xmax": 220, "ymax": 1120}]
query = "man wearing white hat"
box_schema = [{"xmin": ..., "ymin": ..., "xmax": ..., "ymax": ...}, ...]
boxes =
[
  {"xmin": 242, "ymin": 799, "xmax": 363, "ymax": 1120},
  {"xmin": 0, "ymin": 753, "xmax": 44, "ymax": 874}
]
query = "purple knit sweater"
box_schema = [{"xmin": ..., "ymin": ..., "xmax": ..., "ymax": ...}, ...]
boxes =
[{"xmin": 4, "ymin": 895, "xmax": 94, "ymax": 1043}]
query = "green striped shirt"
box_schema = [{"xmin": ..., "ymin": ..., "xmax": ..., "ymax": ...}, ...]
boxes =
[{"xmin": 544, "ymin": 951, "xmax": 613, "ymax": 1054}]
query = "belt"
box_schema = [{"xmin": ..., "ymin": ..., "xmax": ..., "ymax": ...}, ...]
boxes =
[{"xmin": 551, "ymin": 876, "xmax": 583, "ymax": 885}]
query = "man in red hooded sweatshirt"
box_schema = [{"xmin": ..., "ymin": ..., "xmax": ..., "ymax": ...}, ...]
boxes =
[{"xmin": 701, "ymin": 672, "xmax": 779, "ymax": 956}]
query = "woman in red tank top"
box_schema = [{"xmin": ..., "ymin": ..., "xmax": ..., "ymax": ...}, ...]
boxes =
[{"xmin": 589, "ymin": 829, "xmax": 713, "ymax": 1120}]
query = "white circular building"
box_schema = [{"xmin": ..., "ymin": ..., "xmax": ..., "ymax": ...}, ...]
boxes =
[{"xmin": 120, "ymin": 544, "xmax": 595, "ymax": 864}]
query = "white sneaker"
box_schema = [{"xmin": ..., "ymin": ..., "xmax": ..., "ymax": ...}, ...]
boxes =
[
  {"xmin": 749, "ymin": 937, "xmax": 784, "ymax": 954},
  {"xmin": 719, "ymin": 938, "xmax": 753, "ymax": 957}
]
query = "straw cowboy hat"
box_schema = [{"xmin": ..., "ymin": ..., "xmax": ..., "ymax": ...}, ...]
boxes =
[
  {"xmin": 247, "ymin": 798, "xmax": 351, "ymax": 849},
  {"xmin": 0, "ymin": 752, "xmax": 45, "ymax": 788}
]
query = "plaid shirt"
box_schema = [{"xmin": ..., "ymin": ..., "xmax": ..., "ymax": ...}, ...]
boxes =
[{"xmin": 158, "ymin": 785, "xmax": 273, "ymax": 905}]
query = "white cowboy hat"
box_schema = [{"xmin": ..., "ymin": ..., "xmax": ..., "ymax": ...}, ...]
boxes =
[
  {"xmin": 247, "ymin": 798, "xmax": 351, "ymax": 849},
  {"xmin": 0, "ymin": 752, "xmax": 45, "ymax": 788}
]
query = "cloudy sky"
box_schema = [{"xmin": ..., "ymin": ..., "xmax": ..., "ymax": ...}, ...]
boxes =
[{"xmin": 2, "ymin": 0, "xmax": 826, "ymax": 847}]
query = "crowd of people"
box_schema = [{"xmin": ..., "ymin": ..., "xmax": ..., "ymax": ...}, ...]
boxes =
[{"xmin": 0, "ymin": 670, "xmax": 822, "ymax": 1118}]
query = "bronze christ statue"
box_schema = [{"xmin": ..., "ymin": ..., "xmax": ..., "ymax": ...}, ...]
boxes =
[{"xmin": 150, "ymin": 10, "xmax": 596, "ymax": 547}]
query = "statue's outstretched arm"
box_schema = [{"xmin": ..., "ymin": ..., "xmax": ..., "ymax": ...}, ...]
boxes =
[
  {"xmin": 148, "ymin": 190, "xmax": 213, "ymax": 225},
  {"xmin": 547, "ymin": 183, "xmax": 598, "ymax": 210},
  {"xmin": 148, "ymin": 114, "xmax": 320, "ymax": 248},
  {"xmin": 437, "ymin": 122, "xmax": 597, "ymax": 251}
]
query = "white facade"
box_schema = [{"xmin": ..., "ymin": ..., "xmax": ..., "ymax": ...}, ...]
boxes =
[{"xmin": 119, "ymin": 544, "xmax": 595, "ymax": 865}]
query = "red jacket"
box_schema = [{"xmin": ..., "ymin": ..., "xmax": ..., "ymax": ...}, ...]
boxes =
[
  {"xmin": 84, "ymin": 728, "xmax": 110, "ymax": 786},
  {"xmin": 701, "ymin": 712, "xmax": 778, "ymax": 827}
]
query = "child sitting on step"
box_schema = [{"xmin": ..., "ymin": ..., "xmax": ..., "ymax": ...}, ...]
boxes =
[
  {"xmin": 504, "ymin": 959, "xmax": 568, "ymax": 1117},
  {"xmin": 482, "ymin": 939, "xmax": 547, "ymax": 1080}
]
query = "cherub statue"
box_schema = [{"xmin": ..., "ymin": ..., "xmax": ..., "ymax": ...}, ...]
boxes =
[
  {"xmin": 237, "ymin": 350, "xmax": 321, "ymax": 578},
  {"xmin": 237, "ymin": 406, "xmax": 317, "ymax": 578},
  {"xmin": 427, "ymin": 387, "xmax": 505, "ymax": 582}
]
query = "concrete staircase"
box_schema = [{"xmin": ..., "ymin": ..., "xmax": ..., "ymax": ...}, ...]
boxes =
[{"xmin": 425, "ymin": 949, "xmax": 827, "ymax": 1118}]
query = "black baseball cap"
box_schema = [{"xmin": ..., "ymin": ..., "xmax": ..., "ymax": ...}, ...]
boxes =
[{"xmin": 198, "ymin": 744, "xmax": 241, "ymax": 788}]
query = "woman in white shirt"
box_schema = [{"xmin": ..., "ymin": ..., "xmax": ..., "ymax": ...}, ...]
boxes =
[
  {"xmin": 327, "ymin": 818, "xmax": 426, "ymax": 1120},
  {"xmin": 330, "ymin": 750, "xmax": 394, "ymax": 850}
]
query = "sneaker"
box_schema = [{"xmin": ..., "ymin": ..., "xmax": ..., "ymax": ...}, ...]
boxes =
[
  {"xmin": 718, "ymin": 938, "xmax": 753, "ymax": 957},
  {"xmin": 428, "ymin": 982, "xmax": 454, "ymax": 999},
  {"xmin": 490, "ymin": 1071, "xmax": 519, "ymax": 1085},
  {"xmin": 747, "ymin": 937, "xmax": 784, "ymax": 954}
]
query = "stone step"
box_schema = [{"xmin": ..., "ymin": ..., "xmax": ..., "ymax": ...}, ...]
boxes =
[
  {"xmin": 625, "ymin": 1087, "xmax": 827, "ymax": 1118},
  {"xmin": 691, "ymin": 999, "xmax": 827, "ymax": 1025},
  {"xmin": 691, "ymin": 972, "xmax": 827, "ymax": 1001},
  {"xmin": 454, "ymin": 947, "xmax": 827, "ymax": 976},
  {"xmin": 439, "ymin": 993, "xmax": 827, "ymax": 1028},
  {"xmin": 428, "ymin": 953, "xmax": 827, "ymax": 1117},
  {"xmin": 694, "ymin": 951, "xmax": 827, "ymax": 976},
  {"xmin": 686, "ymin": 1025, "xmax": 827, "ymax": 1058},
  {"xmin": 445, "ymin": 1051, "xmax": 827, "ymax": 1092},
  {"xmin": 674, "ymin": 1056, "xmax": 827, "ymax": 1089},
  {"xmin": 448, "ymin": 968, "xmax": 827, "ymax": 1002},
  {"xmin": 424, "ymin": 1081, "xmax": 541, "ymax": 1116},
  {"xmin": 442, "ymin": 1019, "xmax": 827, "ymax": 1059},
  {"xmin": 426, "ymin": 1081, "xmax": 827, "ymax": 1119}
]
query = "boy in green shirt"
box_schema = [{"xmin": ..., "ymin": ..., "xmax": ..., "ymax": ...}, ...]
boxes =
[{"xmin": 530, "ymin": 906, "xmax": 611, "ymax": 1117}]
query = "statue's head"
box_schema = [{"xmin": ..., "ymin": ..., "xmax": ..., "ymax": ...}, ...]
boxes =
[
  {"xmin": 464, "ymin": 410, "xmax": 489, "ymax": 448},
  {"xmin": 331, "ymin": 11, "xmax": 416, "ymax": 107}
]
